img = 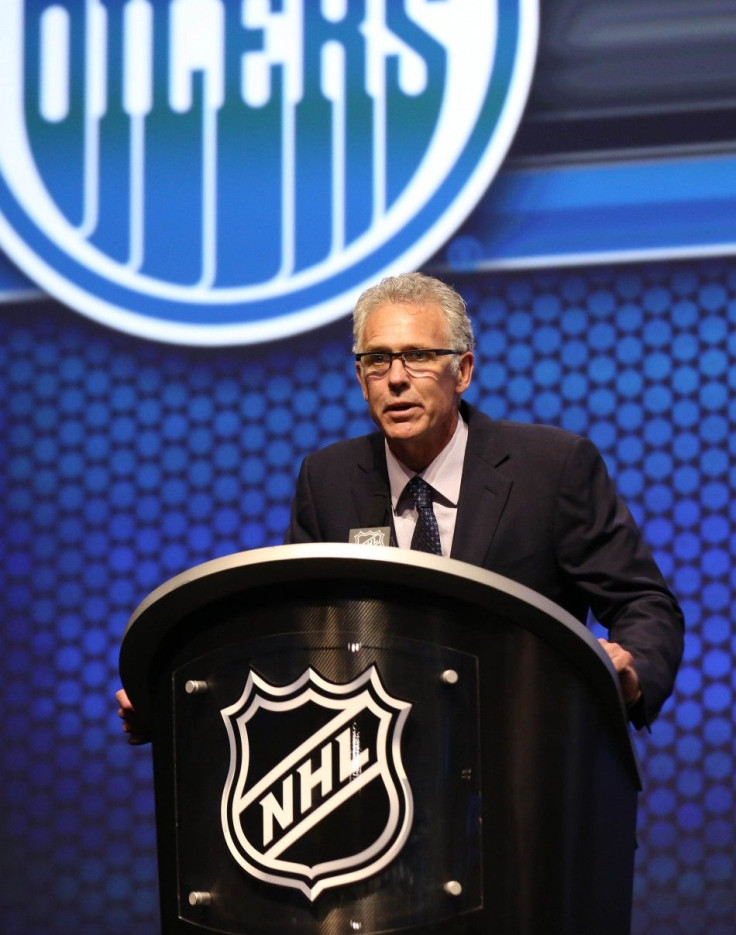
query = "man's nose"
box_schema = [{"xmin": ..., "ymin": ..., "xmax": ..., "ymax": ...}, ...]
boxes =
[{"xmin": 386, "ymin": 356, "xmax": 410, "ymax": 382}]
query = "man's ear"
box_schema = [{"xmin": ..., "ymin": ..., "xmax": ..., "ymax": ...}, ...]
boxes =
[
  {"xmin": 355, "ymin": 361, "xmax": 369, "ymax": 401},
  {"xmin": 455, "ymin": 351, "xmax": 474, "ymax": 395}
]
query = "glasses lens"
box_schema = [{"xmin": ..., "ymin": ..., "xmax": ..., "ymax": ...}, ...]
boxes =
[
  {"xmin": 402, "ymin": 350, "xmax": 438, "ymax": 371},
  {"xmin": 362, "ymin": 353, "xmax": 390, "ymax": 374}
]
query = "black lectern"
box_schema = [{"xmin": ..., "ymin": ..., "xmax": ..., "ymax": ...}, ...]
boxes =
[{"xmin": 119, "ymin": 544, "xmax": 641, "ymax": 935}]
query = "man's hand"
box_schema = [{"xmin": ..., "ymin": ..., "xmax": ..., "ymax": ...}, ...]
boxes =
[
  {"xmin": 115, "ymin": 688, "xmax": 151, "ymax": 745},
  {"xmin": 597, "ymin": 638, "xmax": 642, "ymax": 707}
]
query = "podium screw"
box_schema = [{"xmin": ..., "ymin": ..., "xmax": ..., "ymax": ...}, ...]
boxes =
[
  {"xmin": 188, "ymin": 891, "xmax": 212, "ymax": 906},
  {"xmin": 443, "ymin": 880, "xmax": 463, "ymax": 897},
  {"xmin": 185, "ymin": 680, "xmax": 208, "ymax": 694},
  {"xmin": 441, "ymin": 669, "xmax": 459, "ymax": 685}
]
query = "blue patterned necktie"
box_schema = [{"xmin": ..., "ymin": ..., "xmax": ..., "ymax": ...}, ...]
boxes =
[{"xmin": 406, "ymin": 476, "xmax": 442, "ymax": 555}]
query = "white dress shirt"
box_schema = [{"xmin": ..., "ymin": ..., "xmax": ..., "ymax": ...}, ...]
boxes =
[{"xmin": 385, "ymin": 414, "xmax": 469, "ymax": 557}]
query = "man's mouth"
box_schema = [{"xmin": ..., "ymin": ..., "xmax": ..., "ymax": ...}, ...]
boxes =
[{"xmin": 385, "ymin": 402, "xmax": 418, "ymax": 414}]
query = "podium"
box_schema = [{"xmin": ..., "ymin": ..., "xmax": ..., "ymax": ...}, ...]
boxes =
[{"xmin": 119, "ymin": 543, "xmax": 642, "ymax": 935}]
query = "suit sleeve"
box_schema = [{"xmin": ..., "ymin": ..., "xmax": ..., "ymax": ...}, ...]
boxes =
[
  {"xmin": 554, "ymin": 436, "xmax": 684, "ymax": 728},
  {"xmin": 284, "ymin": 457, "xmax": 323, "ymax": 544}
]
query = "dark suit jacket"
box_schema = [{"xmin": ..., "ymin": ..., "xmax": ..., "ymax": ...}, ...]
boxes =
[{"xmin": 286, "ymin": 402, "xmax": 684, "ymax": 727}]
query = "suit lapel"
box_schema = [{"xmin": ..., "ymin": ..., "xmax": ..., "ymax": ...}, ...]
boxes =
[
  {"xmin": 451, "ymin": 405, "xmax": 512, "ymax": 568},
  {"xmin": 352, "ymin": 434, "xmax": 394, "ymax": 535}
]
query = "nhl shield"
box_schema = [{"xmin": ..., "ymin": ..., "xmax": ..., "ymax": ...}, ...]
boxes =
[{"xmin": 220, "ymin": 665, "xmax": 413, "ymax": 900}]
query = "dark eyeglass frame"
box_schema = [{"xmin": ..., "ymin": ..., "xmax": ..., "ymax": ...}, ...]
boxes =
[{"xmin": 355, "ymin": 349, "xmax": 462, "ymax": 374}]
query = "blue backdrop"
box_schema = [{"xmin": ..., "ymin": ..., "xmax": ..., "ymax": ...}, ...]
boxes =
[
  {"xmin": 2, "ymin": 255, "xmax": 734, "ymax": 934},
  {"xmin": 3, "ymin": 2, "xmax": 736, "ymax": 931}
]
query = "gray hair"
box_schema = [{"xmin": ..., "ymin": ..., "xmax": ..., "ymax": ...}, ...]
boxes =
[{"xmin": 352, "ymin": 272, "xmax": 475, "ymax": 364}]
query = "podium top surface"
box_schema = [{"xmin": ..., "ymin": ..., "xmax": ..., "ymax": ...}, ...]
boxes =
[
  {"xmin": 125, "ymin": 542, "xmax": 588, "ymax": 634},
  {"xmin": 119, "ymin": 543, "xmax": 641, "ymax": 784}
]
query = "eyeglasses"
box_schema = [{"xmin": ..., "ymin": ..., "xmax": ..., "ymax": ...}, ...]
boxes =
[{"xmin": 355, "ymin": 349, "xmax": 461, "ymax": 376}]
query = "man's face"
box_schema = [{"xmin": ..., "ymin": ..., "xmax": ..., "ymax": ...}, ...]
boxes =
[{"xmin": 355, "ymin": 301, "xmax": 474, "ymax": 471}]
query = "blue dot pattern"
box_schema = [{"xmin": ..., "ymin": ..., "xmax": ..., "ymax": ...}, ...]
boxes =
[
  {"xmin": 1, "ymin": 257, "xmax": 734, "ymax": 934},
  {"xmin": 406, "ymin": 476, "xmax": 443, "ymax": 554}
]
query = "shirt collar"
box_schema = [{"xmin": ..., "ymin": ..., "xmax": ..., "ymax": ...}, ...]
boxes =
[{"xmin": 386, "ymin": 412, "xmax": 469, "ymax": 509}]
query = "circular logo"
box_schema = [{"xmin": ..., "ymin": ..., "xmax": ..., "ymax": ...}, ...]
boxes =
[{"xmin": 0, "ymin": 1, "xmax": 537, "ymax": 345}]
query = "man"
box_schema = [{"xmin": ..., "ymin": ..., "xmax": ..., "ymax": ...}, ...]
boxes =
[
  {"xmin": 118, "ymin": 271, "xmax": 683, "ymax": 738},
  {"xmin": 285, "ymin": 271, "xmax": 684, "ymax": 728}
]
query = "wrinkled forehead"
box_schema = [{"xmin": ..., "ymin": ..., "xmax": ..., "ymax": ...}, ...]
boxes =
[{"xmin": 358, "ymin": 301, "xmax": 449, "ymax": 349}]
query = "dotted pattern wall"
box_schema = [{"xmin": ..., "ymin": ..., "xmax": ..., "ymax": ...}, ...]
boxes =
[{"xmin": 2, "ymin": 257, "xmax": 734, "ymax": 934}]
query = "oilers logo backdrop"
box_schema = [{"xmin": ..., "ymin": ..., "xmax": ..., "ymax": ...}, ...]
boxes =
[
  {"xmin": 0, "ymin": 0, "xmax": 537, "ymax": 345},
  {"xmin": 220, "ymin": 666, "xmax": 413, "ymax": 900}
]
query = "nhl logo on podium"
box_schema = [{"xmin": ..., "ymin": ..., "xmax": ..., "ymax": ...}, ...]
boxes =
[{"xmin": 220, "ymin": 665, "xmax": 413, "ymax": 900}]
